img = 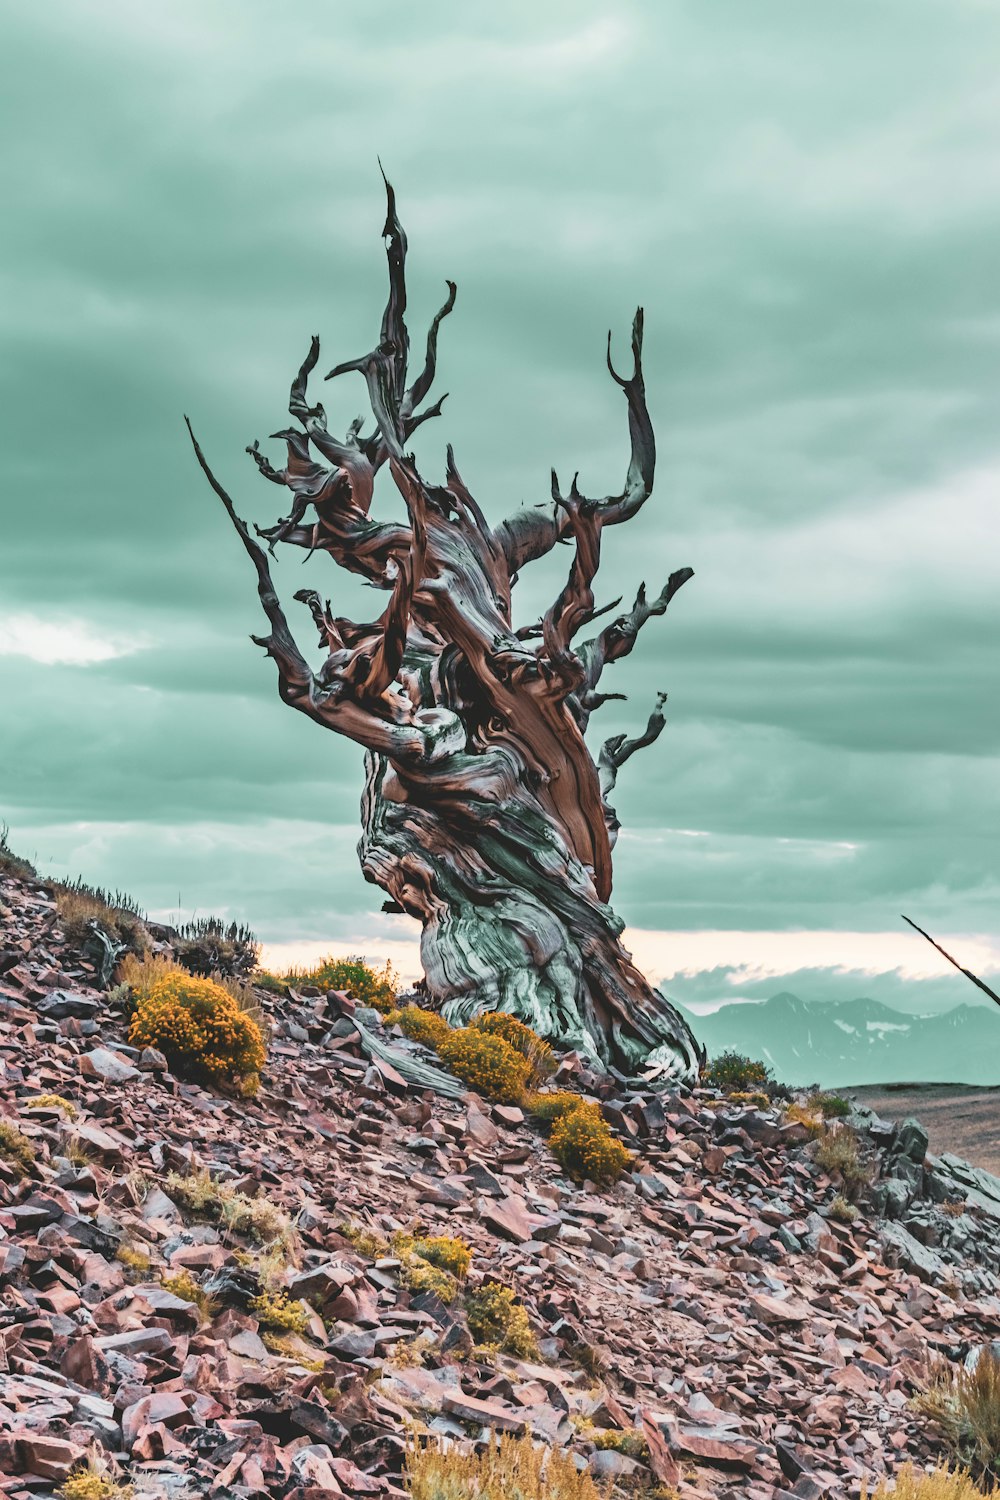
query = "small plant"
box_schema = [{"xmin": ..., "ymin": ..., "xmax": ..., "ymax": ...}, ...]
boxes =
[
  {"xmin": 116, "ymin": 1245, "xmax": 152, "ymax": 1278},
  {"xmin": 702, "ymin": 1051, "xmax": 773, "ymax": 1092},
  {"xmin": 402, "ymin": 1258, "xmax": 459, "ymax": 1304},
  {"xmin": 912, "ymin": 1349, "xmax": 1000, "ymax": 1487},
  {"xmin": 386, "ymin": 1005, "xmax": 454, "ymax": 1049},
  {"xmin": 173, "ymin": 916, "xmax": 260, "ymax": 979},
  {"xmin": 784, "ymin": 1101, "xmax": 825, "ymax": 1138},
  {"xmin": 0, "ymin": 824, "xmax": 36, "ymax": 879},
  {"xmin": 341, "ymin": 1222, "xmax": 390, "ymax": 1258},
  {"xmin": 861, "ymin": 1461, "xmax": 986, "ymax": 1498},
  {"xmin": 943, "ymin": 1199, "xmax": 969, "ymax": 1218},
  {"xmin": 63, "ymin": 1135, "xmax": 95, "ymax": 1169},
  {"xmin": 829, "ymin": 1193, "xmax": 859, "ymax": 1224},
  {"xmin": 592, "ymin": 1428, "xmax": 650, "ymax": 1459},
  {"xmin": 23, "ymin": 1093, "xmax": 77, "ymax": 1118},
  {"xmin": 471, "ymin": 1012, "xmax": 556, "ymax": 1085},
  {"xmin": 726, "ymin": 1089, "xmax": 771, "ymax": 1107},
  {"xmin": 51, "ymin": 876, "xmax": 148, "ymax": 953},
  {"xmin": 526, "ymin": 1090, "xmax": 595, "ymax": 1126},
  {"xmin": 58, "ymin": 1452, "xmax": 133, "ymax": 1500},
  {"xmin": 250, "ymin": 1289, "xmax": 310, "ymax": 1334},
  {"xmin": 273, "ymin": 955, "xmax": 398, "ymax": 1012},
  {"xmin": 0, "ymin": 1119, "xmax": 36, "ymax": 1177},
  {"xmin": 161, "ymin": 1270, "xmax": 216, "ymax": 1320},
  {"xmin": 406, "ymin": 1432, "xmax": 602, "ymax": 1500},
  {"xmin": 165, "ymin": 1168, "xmax": 296, "ymax": 1252},
  {"xmin": 549, "ymin": 1103, "xmax": 631, "ymax": 1185},
  {"xmin": 815, "ymin": 1125, "xmax": 870, "ymax": 1192},
  {"xmin": 262, "ymin": 1331, "xmax": 324, "ymax": 1365},
  {"xmin": 389, "ymin": 1232, "xmax": 472, "ymax": 1305},
  {"xmin": 129, "ymin": 971, "xmax": 266, "ymax": 1093},
  {"xmin": 464, "ymin": 1283, "xmax": 539, "ymax": 1359},
  {"xmin": 395, "ymin": 1233, "xmax": 473, "ymax": 1280},
  {"xmin": 810, "ymin": 1091, "xmax": 852, "ymax": 1119},
  {"xmin": 437, "ymin": 1027, "xmax": 530, "ymax": 1103}
]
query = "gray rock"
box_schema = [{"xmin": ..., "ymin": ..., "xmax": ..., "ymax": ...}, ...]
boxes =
[{"xmin": 878, "ymin": 1222, "xmax": 946, "ymax": 1284}]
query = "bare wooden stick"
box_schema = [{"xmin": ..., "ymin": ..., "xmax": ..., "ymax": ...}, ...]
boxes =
[{"xmin": 901, "ymin": 914, "xmax": 1000, "ymax": 1009}]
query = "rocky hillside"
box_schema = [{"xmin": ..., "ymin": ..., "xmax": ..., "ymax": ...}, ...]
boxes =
[{"xmin": 2, "ymin": 863, "xmax": 1000, "ymax": 1499}]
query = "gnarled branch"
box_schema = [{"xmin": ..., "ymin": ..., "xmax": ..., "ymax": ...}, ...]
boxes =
[{"xmin": 599, "ymin": 691, "xmax": 668, "ymax": 848}]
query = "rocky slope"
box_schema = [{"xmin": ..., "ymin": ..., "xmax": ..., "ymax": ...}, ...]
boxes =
[{"xmin": 1, "ymin": 864, "xmax": 1000, "ymax": 1499}]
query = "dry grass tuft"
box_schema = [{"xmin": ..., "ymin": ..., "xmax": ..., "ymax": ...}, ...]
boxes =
[
  {"xmin": 815, "ymin": 1124, "xmax": 871, "ymax": 1192},
  {"xmin": 784, "ymin": 1101, "xmax": 825, "ymax": 1138},
  {"xmin": 405, "ymin": 1432, "xmax": 605, "ymax": 1500},
  {"xmin": 912, "ymin": 1349, "xmax": 1000, "ymax": 1487},
  {"xmin": 0, "ymin": 1119, "xmax": 36, "ymax": 1177},
  {"xmin": 861, "ymin": 1461, "xmax": 986, "ymax": 1498},
  {"xmin": 165, "ymin": 1167, "xmax": 297, "ymax": 1255}
]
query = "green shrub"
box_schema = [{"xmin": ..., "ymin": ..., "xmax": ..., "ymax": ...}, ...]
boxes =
[
  {"xmin": 128, "ymin": 971, "xmax": 266, "ymax": 1093},
  {"xmin": 394, "ymin": 1232, "xmax": 472, "ymax": 1279},
  {"xmin": 275, "ymin": 955, "xmax": 398, "ymax": 1013},
  {"xmin": 165, "ymin": 1168, "xmax": 296, "ymax": 1251},
  {"xmin": 549, "ymin": 1102, "xmax": 631, "ymax": 1185},
  {"xmin": 23, "ymin": 1093, "xmax": 76, "ymax": 1118},
  {"xmin": 829, "ymin": 1193, "xmax": 859, "ymax": 1223},
  {"xmin": 161, "ymin": 1270, "xmax": 216, "ymax": 1321},
  {"xmin": 437, "ymin": 1028, "xmax": 530, "ymax": 1103},
  {"xmin": 810, "ymin": 1091, "xmax": 852, "ymax": 1119},
  {"xmin": 464, "ymin": 1283, "xmax": 539, "ymax": 1359},
  {"xmin": 702, "ymin": 1051, "xmax": 773, "ymax": 1092}
]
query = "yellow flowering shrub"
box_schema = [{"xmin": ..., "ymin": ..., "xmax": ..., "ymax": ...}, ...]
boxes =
[
  {"xmin": 549, "ymin": 1103, "xmax": 631, "ymax": 1185},
  {"xmin": 24, "ymin": 1093, "xmax": 77, "ymax": 1118},
  {"xmin": 471, "ymin": 1011, "xmax": 555, "ymax": 1085},
  {"xmin": 386, "ymin": 1005, "xmax": 454, "ymax": 1049},
  {"xmin": 437, "ymin": 1028, "xmax": 530, "ymax": 1103},
  {"xmin": 527, "ymin": 1091, "xmax": 600, "ymax": 1126},
  {"xmin": 464, "ymin": 1283, "xmax": 539, "ymax": 1359},
  {"xmin": 250, "ymin": 1289, "xmax": 310, "ymax": 1334},
  {"xmin": 129, "ymin": 972, "xmax": 265, "ymax": 1092}
]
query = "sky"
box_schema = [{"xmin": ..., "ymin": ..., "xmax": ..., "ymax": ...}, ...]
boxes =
[{"xmin": 2, "ymin": 0, "xmax": 998, "ymax": 1019}]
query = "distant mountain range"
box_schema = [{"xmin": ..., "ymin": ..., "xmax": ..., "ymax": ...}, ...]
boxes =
[{"xmin": 665, "ymin": 990, "xmax": 1000, "ymax": 1089}]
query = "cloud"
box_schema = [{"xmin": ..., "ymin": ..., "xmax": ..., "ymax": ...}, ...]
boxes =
[{"xmin": 0, "ymin": 614, "xmax": 143, "ymax": 667}]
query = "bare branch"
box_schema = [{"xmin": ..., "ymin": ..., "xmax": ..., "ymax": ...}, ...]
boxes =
[
  {"xmin": 901, "ymin": 915, "xmax": 1000, "ymax": 1009},
  {"xmin": 598, "ymin": 691, "xmax": 668, "ymax": 848},
  {"xmin": 578, "ymin": 568, "xmax": 694, "ymax": 710},
  {"xmin": 493, "ymin": 306, "xmax": 655, "ymax": 575}
]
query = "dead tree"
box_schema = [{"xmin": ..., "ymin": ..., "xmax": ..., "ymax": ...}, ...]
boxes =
[{"xmin": 188, "ymin": 179, "xmax": 703, "ymax": 1082}]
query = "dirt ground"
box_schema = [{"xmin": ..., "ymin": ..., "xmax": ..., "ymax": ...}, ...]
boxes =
[{"xmin": 844, "ymin": 1083, "xmax": 1000, "ymax": 1176}]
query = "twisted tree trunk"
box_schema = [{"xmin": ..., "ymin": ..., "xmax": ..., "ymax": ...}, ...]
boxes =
[{"xmin": 188, "ymin": 176, "xmax": 703, "ymax": 1083}]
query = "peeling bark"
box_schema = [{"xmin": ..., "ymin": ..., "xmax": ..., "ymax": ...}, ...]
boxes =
[{"xmin": 190, "ymin": 179, "xmax": 703, "ymax": 1083}]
